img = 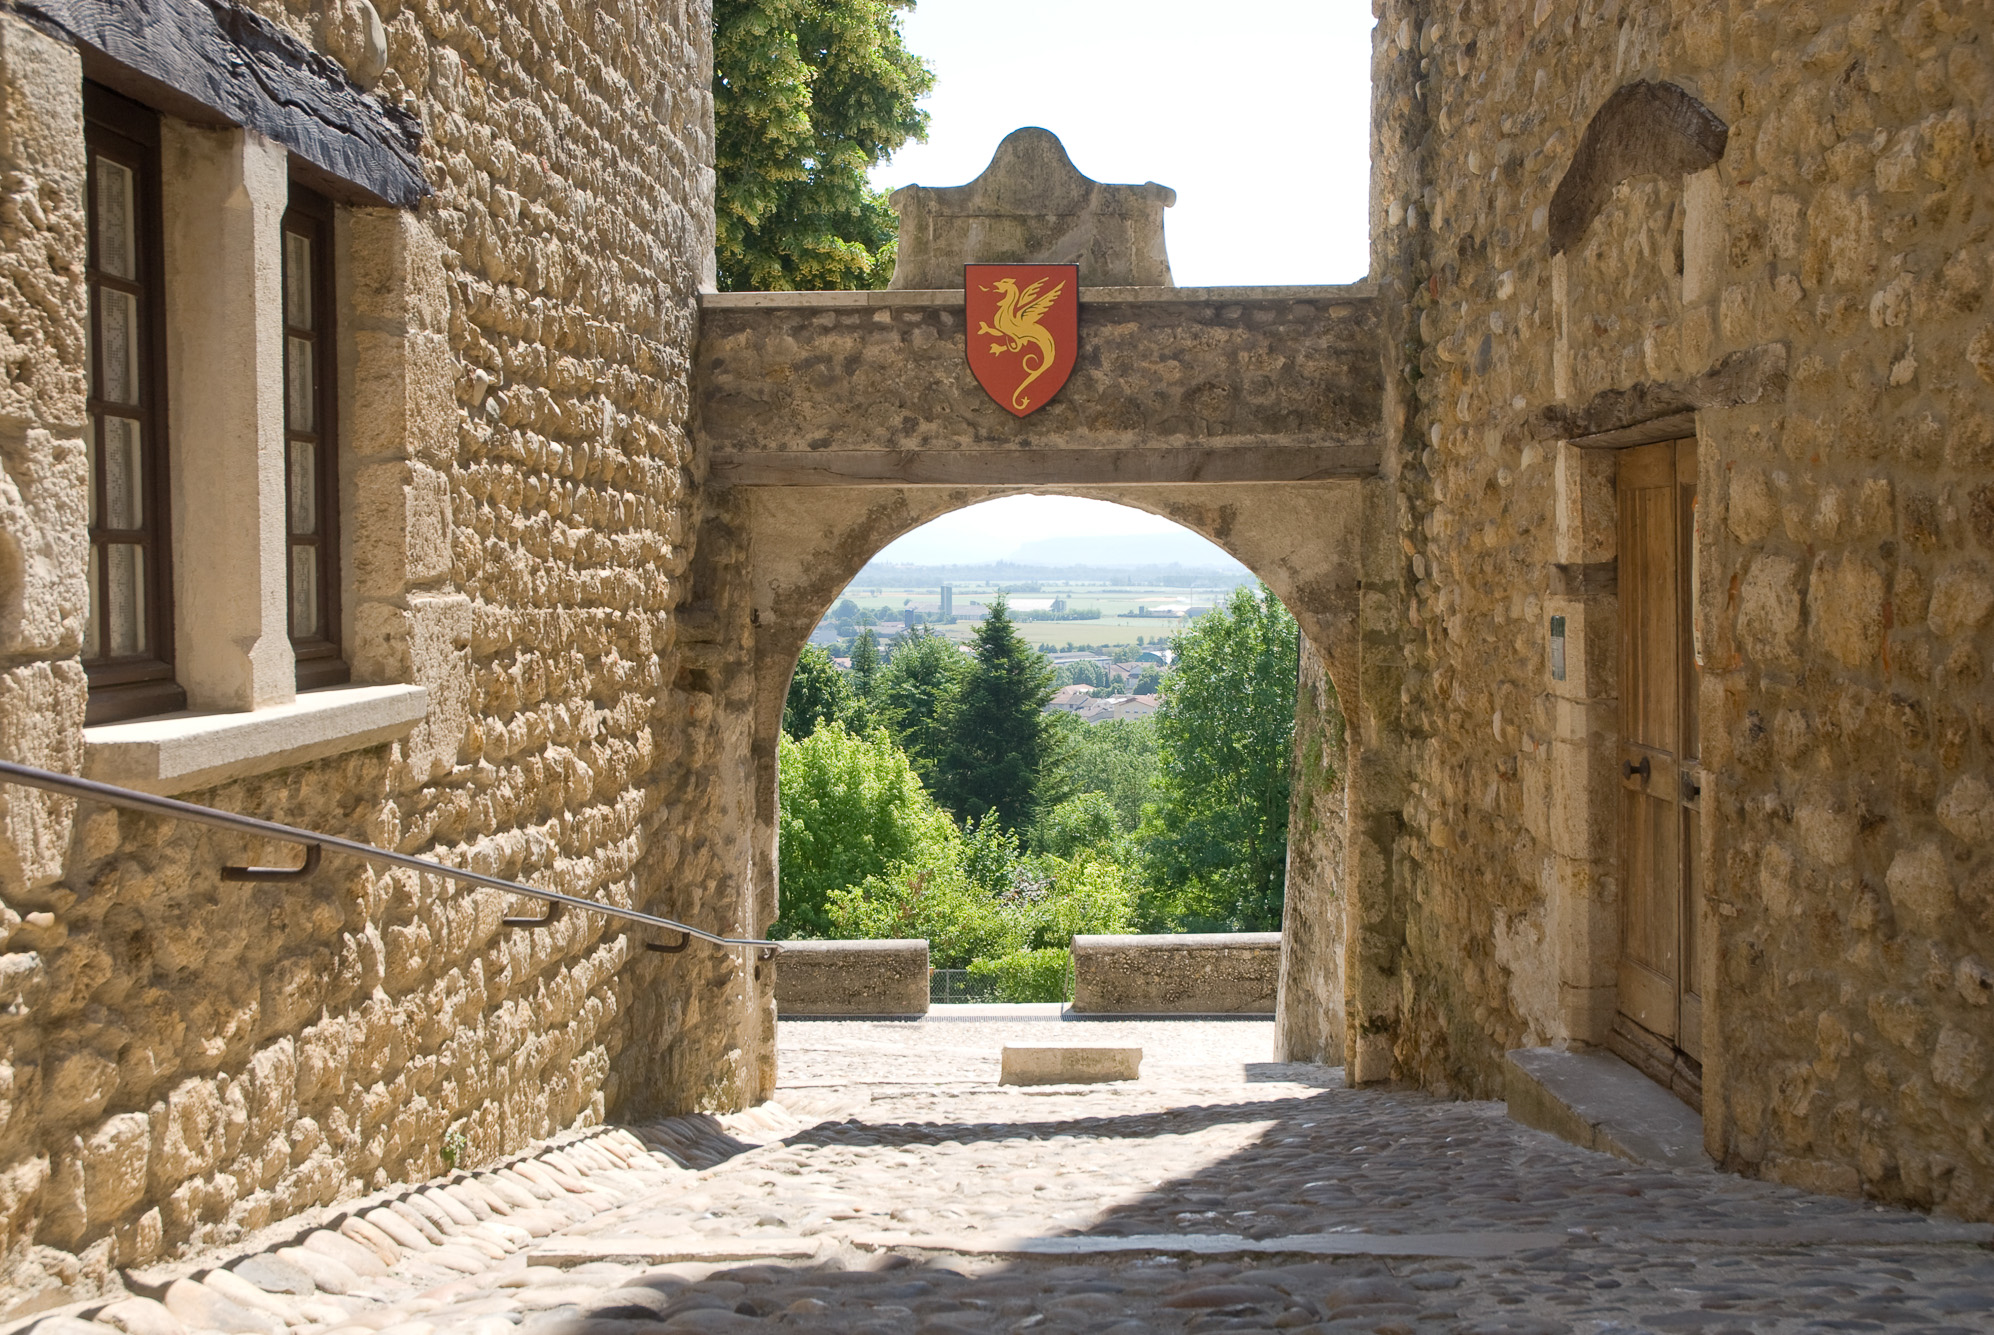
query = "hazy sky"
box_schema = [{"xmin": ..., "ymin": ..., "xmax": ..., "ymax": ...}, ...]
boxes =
[
  {"xmin": 870, "ymin": 496, "xmax": 1234, "ymax": 565},
  {"xmin": 866, "ymin": 0, "xmax": 1375, "ymax": 565}
]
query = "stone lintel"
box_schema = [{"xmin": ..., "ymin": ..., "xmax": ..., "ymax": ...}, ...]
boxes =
[
  {"xmin": 708, "ymin": 444, "xmax": 1379, "ymax": 488},
  {"xmin": 1536, "ymin": 343, "xmax": 1788, "ymax": 444}
]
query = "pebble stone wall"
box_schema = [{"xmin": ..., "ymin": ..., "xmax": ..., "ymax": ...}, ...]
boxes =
[
  {"xmin": 0, "ymin": 0, "xmax": 743, "ymax": 1311},
  {"xmin": 1366, "ymin": 0, "xmax": 1994, "ymax": 1220}
]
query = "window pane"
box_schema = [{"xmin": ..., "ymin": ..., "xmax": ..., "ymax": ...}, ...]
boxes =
[
  {"xmin": 284, "ymin": 230, "xmax": 313, "ymax": 329},
  {"xmin": 106, "ymin": 543, "xmax": 145, "ymax": 657},
  {"xmin": 98, "ymin": 287, "xmax": 139, "ymax": 405},
  {"xmin": 288, "ymin": 438, "xmax": 317, "ymax": 534},
  {"xmin": 102, "ymin": 416, "xmax": 142, "ymax": 529},
  {"xmin": 289, "ymin": 545, "xmax": 319, "ymax": 638},
  {"xmin": 94, "ymin": 157, "xmax": 136, "ymax": 280},
  {"xmin": 287, "ymin": 335, "xmax": 315, "ymax": 431},
  {"xmin": 85, "ymin": 545, "xmax": 100, "ymax": 659}
]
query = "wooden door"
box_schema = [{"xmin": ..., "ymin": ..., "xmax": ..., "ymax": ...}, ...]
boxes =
[{"xmin": 1613, "ymin": 438, "xmax": 1704, "ymax": 1106}]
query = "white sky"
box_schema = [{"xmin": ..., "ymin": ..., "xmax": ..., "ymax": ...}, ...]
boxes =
[
  {"xmin": 868, "ymin": 495, "xmax": 1192, "ymax": 564},
  {"xmin": 865, "ymin": 0, "xmax": 1375, "ymax": 565}
]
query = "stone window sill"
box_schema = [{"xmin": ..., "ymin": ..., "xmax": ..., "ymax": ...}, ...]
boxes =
[{"xmin": 83, "ymin": 684, "xmax": 429, "ymax": 795}]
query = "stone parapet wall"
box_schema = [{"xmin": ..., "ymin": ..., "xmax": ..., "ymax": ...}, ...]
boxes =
[
  {"xmin": 772, "ymin": 940, "xmax": 929, "ymax": 1018},
  {"xmin": 695, "ymin": 286, "xmax": 1382, "ymax": 468},
  {"xmin": 0, "ymin": 0, "xmax": 737, "ymax": 1311},
  {"xmin": 1070, "ymin": 934, "xmax": 1281, "ymax": 1015},
  {"xmin": 1363, "ymin": 0, "xmax": 1994, "ymax": 1220}
]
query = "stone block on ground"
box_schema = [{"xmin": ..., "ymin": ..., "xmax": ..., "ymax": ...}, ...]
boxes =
[
  {"xmin": 998, "ymin": 1045, "xmax": 1142, "ymax": 1085},
  {"xmin": 774, "ymin": 939, "xmax": 929, "ymax": 1017},
  {"xmin": 1069, "ymin": 934, "xmax": 1280, "ymax": 1014}
]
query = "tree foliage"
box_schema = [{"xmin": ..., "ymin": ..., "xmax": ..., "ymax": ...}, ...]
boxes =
[
  {"xmin": 846, "ymin": 627, "xmax": 882, "ymax": 731},
  {"xmin": 1031, "ymin": 790, "xmax": 1121, "ymax": 859},
  {"xmin": 783, "ymin": 644, "xmax": 855, "ymax": 739},
  {"xmin": 876, "ymin": 627, "xmax": 968, "ymax": 791},
  {"xmin": 774, "ymin": 722, "xmax": 957, "ymax": 937},
  {"xmin": 1052, "ymin": 716, "xmax": 1161, "ymax": 832},
  {"xmin": 1139, "ymin": 585, "xmax": 1299, "ymax": 932},
  {"xmin": 935, "ymin": 598, "xmax": 1060, "ymax": 831},
  {"xmin": 827, "ymin": 831, "xmax": 1136, "ymax": 968},
  {"xmin": 712, "ymin": 0, "xmax": 932, "ymax": 291}
]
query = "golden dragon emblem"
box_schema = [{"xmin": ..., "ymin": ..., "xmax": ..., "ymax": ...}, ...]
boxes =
[{"xmin": 976, "ymin": 276, "xmax": 1066, "ymax": 411}]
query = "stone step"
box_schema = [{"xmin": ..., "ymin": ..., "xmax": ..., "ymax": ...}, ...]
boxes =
[{"xmin": 1503, "ymin": 1046, "xmax": 1711, "ymax": 1170}]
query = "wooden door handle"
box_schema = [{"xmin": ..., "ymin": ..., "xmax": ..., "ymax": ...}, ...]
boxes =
[{"xmin": 1623, "ymin": 756, "xmax": 1651, "ymax": 781}]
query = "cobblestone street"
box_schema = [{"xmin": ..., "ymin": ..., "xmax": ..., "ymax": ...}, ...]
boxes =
[{"xmin": 43, "ymin": 1017, "xmax": 1994, "ymax": 1335}]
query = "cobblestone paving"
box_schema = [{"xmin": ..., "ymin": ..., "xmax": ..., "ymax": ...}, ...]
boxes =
[{"xmin": 44, "ymin": 1016, "xmax": 1994, "ymax": 1335}]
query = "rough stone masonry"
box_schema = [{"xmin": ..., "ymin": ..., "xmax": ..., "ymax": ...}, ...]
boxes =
[
  {"xmin": 0, "ymin": 0, "xmax": 1991, "ymax": 1319},
  {"xmin": 0, "ymin": 0, "xmax": 742, "ymax": 1309}
]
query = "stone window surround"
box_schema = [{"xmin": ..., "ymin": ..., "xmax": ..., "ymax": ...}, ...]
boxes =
[{"xmin": 79, "ymin": 112, "xmax": 444, "ymax": 795}]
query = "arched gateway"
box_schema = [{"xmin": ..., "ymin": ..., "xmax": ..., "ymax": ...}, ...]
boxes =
[{"xmin": 685, "ymin": 130, "xmax": 1409, "ymax": 1097}]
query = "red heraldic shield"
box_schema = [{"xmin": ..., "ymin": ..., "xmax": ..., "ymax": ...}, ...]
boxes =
[{"xmin": 965, "ymin": 264, "xmax": 1079, "ymax": 417}]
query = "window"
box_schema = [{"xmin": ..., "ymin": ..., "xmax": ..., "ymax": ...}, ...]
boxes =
[
  {"xmin": 281, "ymin": 185, "xmax": 347, "ymax": 688},
  {"xmin": 83, "ymin": 84, "xmax": 182, "ymax": 724}
]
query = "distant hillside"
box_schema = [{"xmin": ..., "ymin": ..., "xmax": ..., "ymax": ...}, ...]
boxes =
[{"xmin": 1004, "ymin": 531, "xmax": 1248, "ymax": 571}]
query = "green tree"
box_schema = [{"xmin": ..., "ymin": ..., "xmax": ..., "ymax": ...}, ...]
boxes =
[
  {"xmin": 1032, "ymin": 790, "xmax": 1120, "ymax": 859},
  {"xmin": 1139, "ymin": 585, "xmax": 1299, "ymax": 932},
  {"xmin": 876, "ymin": 627, "xmax": 967, "ymax": 789},
  {"xmin": 783, "ymin": 645, "xmax": 855, "ymax": 739},
  {"xmin": 935, "ymin": 598, "xmax": 1059, "ymax": 831},
  {"xmin": 1055, "ymin": 660, "xmax": 1107, "ymax": 689},
  {"xmin": 1054, "ymin": 716, "xmax": 1160, "ymax": 831},
  {"xmin": 712, "ymin": 0, "xmax": 932, "ymax": 292},
  {"xmin": 845, "ymin": 628, "xmax": 881, "ymax": 732},
  {"xmin": 775, "ymin": 722, "xmax": 956, "ymax": 937}
]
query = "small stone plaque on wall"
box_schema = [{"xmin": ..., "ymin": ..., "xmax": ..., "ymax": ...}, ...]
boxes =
[{"xmin": 1550, "ymin": 615, "xmax": 1567, "ymax": 681}]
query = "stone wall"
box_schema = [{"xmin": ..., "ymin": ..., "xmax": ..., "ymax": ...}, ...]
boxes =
[
  {"xmin": 773, "ymin": 940, "xmax": 929, "ymax": 1018},
  {"xmin": 1273, "ymin": 641, "xmax": 1347, "ymax": 1064},
  {"xmin": 1070, "ymin": 934, "xmax": 1282, "ymax": 1015},
  {"xmin": 696, "ymin": 288, "xmax": 1382, "ymax": 466},
  {"xmin": 0, "ymin": 0, "xmax": 738, "ymax": 1310},
  {"xmin": 1364, "ymin": 0, "xmax": 1994, "ymax": 1219}
]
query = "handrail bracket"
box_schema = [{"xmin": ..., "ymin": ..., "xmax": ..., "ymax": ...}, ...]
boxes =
[{"xmin": 221, "ymin": 842, "xmax": 322, "ymax": 883}]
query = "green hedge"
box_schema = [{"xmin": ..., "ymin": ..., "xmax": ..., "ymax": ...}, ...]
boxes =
[{"xmin": 966, "ymin": 948, "xmax": 1071, "ymax": 1003}]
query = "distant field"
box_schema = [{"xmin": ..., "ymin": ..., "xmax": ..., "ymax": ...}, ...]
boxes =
[{"xmin": 822, "ymin": 579, "xmax": 1251, "ymax": 652}]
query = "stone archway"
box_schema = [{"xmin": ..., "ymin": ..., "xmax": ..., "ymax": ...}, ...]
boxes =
[
  {"xmin": 717, "ymin": 478, "xmax": 1372, "ymax": 1094},
  {"xmin": 684, "ymin": 131, "xmax": 1405, "ymax": 1098}
]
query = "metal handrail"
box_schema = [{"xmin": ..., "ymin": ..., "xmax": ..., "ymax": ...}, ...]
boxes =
[{"xmin": 0, "ymin": 760, "xmax": 778, "ymax": 959}]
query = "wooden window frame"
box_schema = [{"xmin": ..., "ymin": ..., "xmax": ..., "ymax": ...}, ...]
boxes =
[
  {"xmin": 83, "ymin": 83, "xmax": 183, "ymax": 724},
  {"xmin": 281, "ymin": 183, "xmax": 349, "ymax": 689}
]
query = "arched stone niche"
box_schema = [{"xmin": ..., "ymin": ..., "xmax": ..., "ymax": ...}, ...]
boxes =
[
  {"xmin": 1549, "ymin": 81, "xmax": 1730, "ymax": 409},
  {"xmin": 1548, "ymin": 81, "xmax": 1728, "ymax": 256}
]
